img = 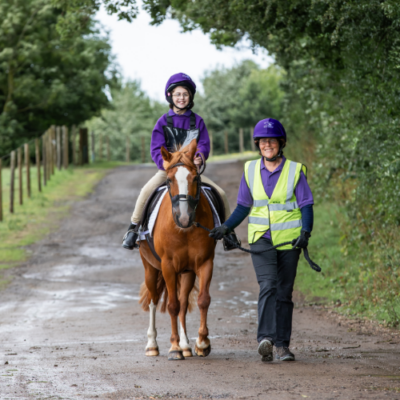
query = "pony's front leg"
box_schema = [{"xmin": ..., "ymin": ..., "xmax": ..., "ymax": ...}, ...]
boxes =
[
  {"xmin": 163, "ymin": 264, "xmax": 184, "ymax": 361},
  {"xmin": 179, "ymin": 271, "xmax": 196, "ymax": 357},
  {"xmin": 195, "ymin": 260, "xmax": 213, "ymax": 357},
  {"xmin": 146, "ymin": 300, "xmax": 159, "ymax": 356},
  {"xmin": 143, "ymin": 261, "xmax": 160, "ymax": 357}
]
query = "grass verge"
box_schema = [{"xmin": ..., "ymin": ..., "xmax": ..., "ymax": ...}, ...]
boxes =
[
  {"xmin": 295, "ymin": 203, "xmax": 400, "ymax": 328},
  {"xmin": 0, "ymin": 161, "xmax": 121, "ymax": 280},
  {"xmin": 295, "ymin": 203, "xmax": 350, "ymax": 303}
]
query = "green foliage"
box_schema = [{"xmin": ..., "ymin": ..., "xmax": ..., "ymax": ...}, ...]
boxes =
[
  {"xmin": 0, "ymin": 0, "xmax": 113, "ymax": 155},
  {"xmin": 196, "ymin": 60, "xmax": 284, "ymax": 154},
  {"xmin": 86, "ymin": 80, "xmax": 164, "ymax": 162},
  {"xmin": 140, "ymin": 0, "xmax": 400, "ymax": 325},
  {"xmin": 53, "ymin": 0, "xmax": 138, "ymax": 38}
]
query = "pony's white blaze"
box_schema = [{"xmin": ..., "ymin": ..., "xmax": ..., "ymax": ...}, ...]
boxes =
[
  {"xmin": 179, "ymin": 321, "xmax": 190, "ymax": 350},
  {"xmin": 175, "ymin": 166, "xmax": 190, "ymax": 224},
  {"xmin": 146, "ymin": 300, "xmax": 158, "ymax": 350}
]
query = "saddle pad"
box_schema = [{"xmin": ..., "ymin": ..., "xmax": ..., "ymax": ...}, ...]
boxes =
[{"xmin": 138, "ymin": 187, "xmax": 168, "ymax": 241}]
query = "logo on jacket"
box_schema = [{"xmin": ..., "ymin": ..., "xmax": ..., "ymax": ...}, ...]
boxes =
[{"xmin": 264, "ymin": 121, "xmax": 274, "ymax": 128}]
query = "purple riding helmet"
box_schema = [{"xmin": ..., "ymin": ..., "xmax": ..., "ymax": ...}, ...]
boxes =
[
  {"xmin": 165, "ymin": 73, "xmax": 197, "ymax": 110},
  {"xmin": 253, "ymin": 118, "xmax": 287, "ymax": 162}
]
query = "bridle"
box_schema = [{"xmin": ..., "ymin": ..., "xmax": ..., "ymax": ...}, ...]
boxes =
[{"xmin": 166, "ymin": 162, "xmax": 202, "ymax": 228}]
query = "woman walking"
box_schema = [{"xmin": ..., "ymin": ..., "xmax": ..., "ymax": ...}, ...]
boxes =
[
  {"xmin": 209, "ymin": 118, "xmax": 314, "ymax": 362},
  {"xmin": 122, "ymin": 72, "xmax": 240, "ymax": 250}
]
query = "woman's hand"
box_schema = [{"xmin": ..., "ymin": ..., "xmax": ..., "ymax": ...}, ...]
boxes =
[
  {"xmin": 209, "ymin": 224, "xmax": 230, "ymax": 240},
  {"xmin": 194, "ymin": 155, "xmax": 203, "ymax": 166}
]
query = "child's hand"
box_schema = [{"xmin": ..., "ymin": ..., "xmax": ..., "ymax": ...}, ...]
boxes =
[{"xmin": 194, "ymin": 156, "xmax": 202, "ymax": 166}]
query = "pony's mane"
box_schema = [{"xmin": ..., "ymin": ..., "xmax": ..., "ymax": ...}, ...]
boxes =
[{"xmin": 164, "ymin": 148, "xmax": 197, "ymax": 173}]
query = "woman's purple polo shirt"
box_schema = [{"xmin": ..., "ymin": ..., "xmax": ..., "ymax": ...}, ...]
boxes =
[
  {"xmin": 150, "ymin": 109, "xmax": 210, "ymax": 170},
  {"xmin": 237, "ymin": 156, "xmax": 314, "ymax": 239}
]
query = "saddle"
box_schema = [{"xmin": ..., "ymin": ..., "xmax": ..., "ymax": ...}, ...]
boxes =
[{"xmin": 136, "ymin": 182, "xmax": 226, "ymax": 262}]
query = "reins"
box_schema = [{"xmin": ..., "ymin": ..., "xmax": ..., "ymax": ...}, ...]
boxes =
[{"xmin": 193, "ymin": 221, "xmax": 322, "ymax": 272}]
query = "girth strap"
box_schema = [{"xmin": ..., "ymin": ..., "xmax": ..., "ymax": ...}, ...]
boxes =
[{"xmin": 166, "ymin": 112, "xmax": 196, "ymax": 129}]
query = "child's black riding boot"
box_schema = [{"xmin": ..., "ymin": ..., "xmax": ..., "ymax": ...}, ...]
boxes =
[
  {"xmin": 223, "ymin": 230, "xmax": 241, "ymax": 251},
  {"xmin": 122, "ymin": 223, "xmax": 139, "ymax": 250}
]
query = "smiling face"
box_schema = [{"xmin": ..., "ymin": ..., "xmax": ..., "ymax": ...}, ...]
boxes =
[
  {"xmin": 172, "ymin": 86, "xmax": 190, "ymax": 109},
  {"xmin": 259, "ymin": 137, "xmax": 280, "ymax": 159}
]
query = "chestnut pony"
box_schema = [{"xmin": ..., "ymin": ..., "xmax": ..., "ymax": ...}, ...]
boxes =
[{"xmin": 139, "ymin": 139, "xmax": 216, "ymax": 360}]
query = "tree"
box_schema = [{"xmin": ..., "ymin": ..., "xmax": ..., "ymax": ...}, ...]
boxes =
[
  {"xmin": 86, "ymin": 80, "xmax": 164, "ymax": 162},
  {"xmin": 196, "ymin": 61, "xmax": 284, "ymax": 154},
  {"xmin": 0, "ymin": 0, "xmax": 113, "ymax": 155}
]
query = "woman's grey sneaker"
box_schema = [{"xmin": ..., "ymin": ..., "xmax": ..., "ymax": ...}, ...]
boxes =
[
  {"xmin": 122, "ymin": 223, "xmax": 139, "ymax": 250},
  {"xmin": 258, "ymin": 338, "xmax": 273, "ymax": 362},
  {"xmin": 275, "ymin": 347, "xmax": 295, "ymax": 361}
]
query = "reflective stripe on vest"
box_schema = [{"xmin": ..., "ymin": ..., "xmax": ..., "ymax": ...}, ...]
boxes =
[{"xmin": 244, "ymin": 158, "xmax": 305, "ymax": 249}]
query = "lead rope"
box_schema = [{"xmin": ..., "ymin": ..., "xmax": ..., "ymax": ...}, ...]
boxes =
[{"xmin": 193, "ymin": 221, "xmax": 321, "ymax": 272}]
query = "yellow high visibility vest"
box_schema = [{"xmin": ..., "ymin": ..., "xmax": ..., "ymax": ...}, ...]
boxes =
[{"xmin": 244, "ymin": 158, "xmax": 306, "ymax": 249}]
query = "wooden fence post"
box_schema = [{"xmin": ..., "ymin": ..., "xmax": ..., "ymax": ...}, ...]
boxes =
[
  {"xmin": 224, "ymin": 130, "xmax": 229, "ymax": 154},
  {"xmin": 63, "ymin": 126, "xmax": 69, "ymax": 169},
  {"xmin": 24, "ymin": 143, "xmax": 31, "ymax": 198},
  {"xmin": 107, "ymin": 136, "xmax": 110, "ymax": 162},
  {"xmin": 209, "ymin": 131, "xmax": 213, "ymax": 158},
  {"xmin": 0, "ymin": 159, "xmax": 3, "ymax": 221},
  {"xmin": 72, "ymin": 125, "xmax": 76, "ymax": 166},
  {"xmin": 91, "ymin": 131, "xmax": 95, "ymax": 163},
  {"xmin": 10, "ymin": 151, "xmax": 15, "ymax": 213},
  {"xmin": 98, "ymin": 135, "xmax": 102, "ymax": 161},
  {"xmin": 42, "ymin": 133, "xmax": 47, "ymax": 186},
  {"xmin": 47, "ymin": 130, "xmax": 52, "ymax": 182},
  {"xmin": 250, "ymin": 127, "xmax": 255, "ymax": 151},
  {"xmin": 35, "ymin": 139, "xmax": 42, "ymax": 192},
  {"xmin": 79, "ymin": 128, "xmax": 89, "ymax": 165},
  {"xmin": 56, "ymin": 126, "xmax": 61, "ymax": 170},
  {"xmin": 239, "ymin": 128, "xmax": 244, "ymax": 153},
  {"xmin": 126, "ymin": 136, "xmax": 130, "ymax": 163},
  {"xmin": 17, "ymin": 147, "xmax": 23, "ymax": 205},
  {"xmin": 141, "ymin": 136, "xmax": 145, "ymax": 163},
  {"xmin": 51, "ymin": 126, "xmax": 56, "ymax": 175}
]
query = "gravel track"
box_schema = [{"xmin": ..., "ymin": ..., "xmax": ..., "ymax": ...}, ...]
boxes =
[{"xmin": 0, "ymin": 161, "xmax": 399, "ymax": 400}]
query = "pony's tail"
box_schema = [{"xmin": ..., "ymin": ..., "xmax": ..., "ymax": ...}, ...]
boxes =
[
  {"xmin": 139, "ymin": 273, "xmax": 198, "ymax": 314},
  {"xmin": 139, "ymin": 270, "xmax": 168, "ymax": 313}
]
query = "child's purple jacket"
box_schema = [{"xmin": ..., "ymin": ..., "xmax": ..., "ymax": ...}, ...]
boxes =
[{"xmin": 150, "ymin": 109, "xmax": 210, "ymax": 170}]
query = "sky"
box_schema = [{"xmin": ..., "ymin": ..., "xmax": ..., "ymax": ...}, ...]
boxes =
[{"xmin": 96, "ymin": 3, "xmax": 273, "ymax": 101}]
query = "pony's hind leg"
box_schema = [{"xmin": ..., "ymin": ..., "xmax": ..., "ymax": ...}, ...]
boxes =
[
  {"xmin": 142, "ymin": 259, "xmax": 161, "ymax": 357},
  {"xmin": 178, "ymin": 271, "xmax": 196, "ymax": 357},
  {"xmin": 195, "ymin": 260, "xmax": 213, "ymax": 357}
]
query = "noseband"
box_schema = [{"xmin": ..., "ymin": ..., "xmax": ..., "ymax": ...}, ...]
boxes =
[{"xmin": 166, "ymin": 162, "xmax": 201, "ymax": 228}]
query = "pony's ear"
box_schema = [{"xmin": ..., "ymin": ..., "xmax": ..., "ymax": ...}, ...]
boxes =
[
  {"xmin": 161, "ymin": 146, "xmax": 172, "ymax": 163},
  {"xmin": 187, "ymin": 139, "xmax": 197, "ymax": 161}
]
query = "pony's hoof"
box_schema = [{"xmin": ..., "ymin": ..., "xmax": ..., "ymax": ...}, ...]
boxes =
[
  {"xmin": 168, "ymin": 350, "xmax": 185, "ymax": 361},
  {"xmin": 145, "ymin": 347, "xmax": 159, "ymax": 357},
  {"xmin": 195, "ymin": 344, "xmax": 211, "ymax": 357},
  {"xmin": 182, "ymin": 348, "xmax": 193, "ymax": 357}
]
